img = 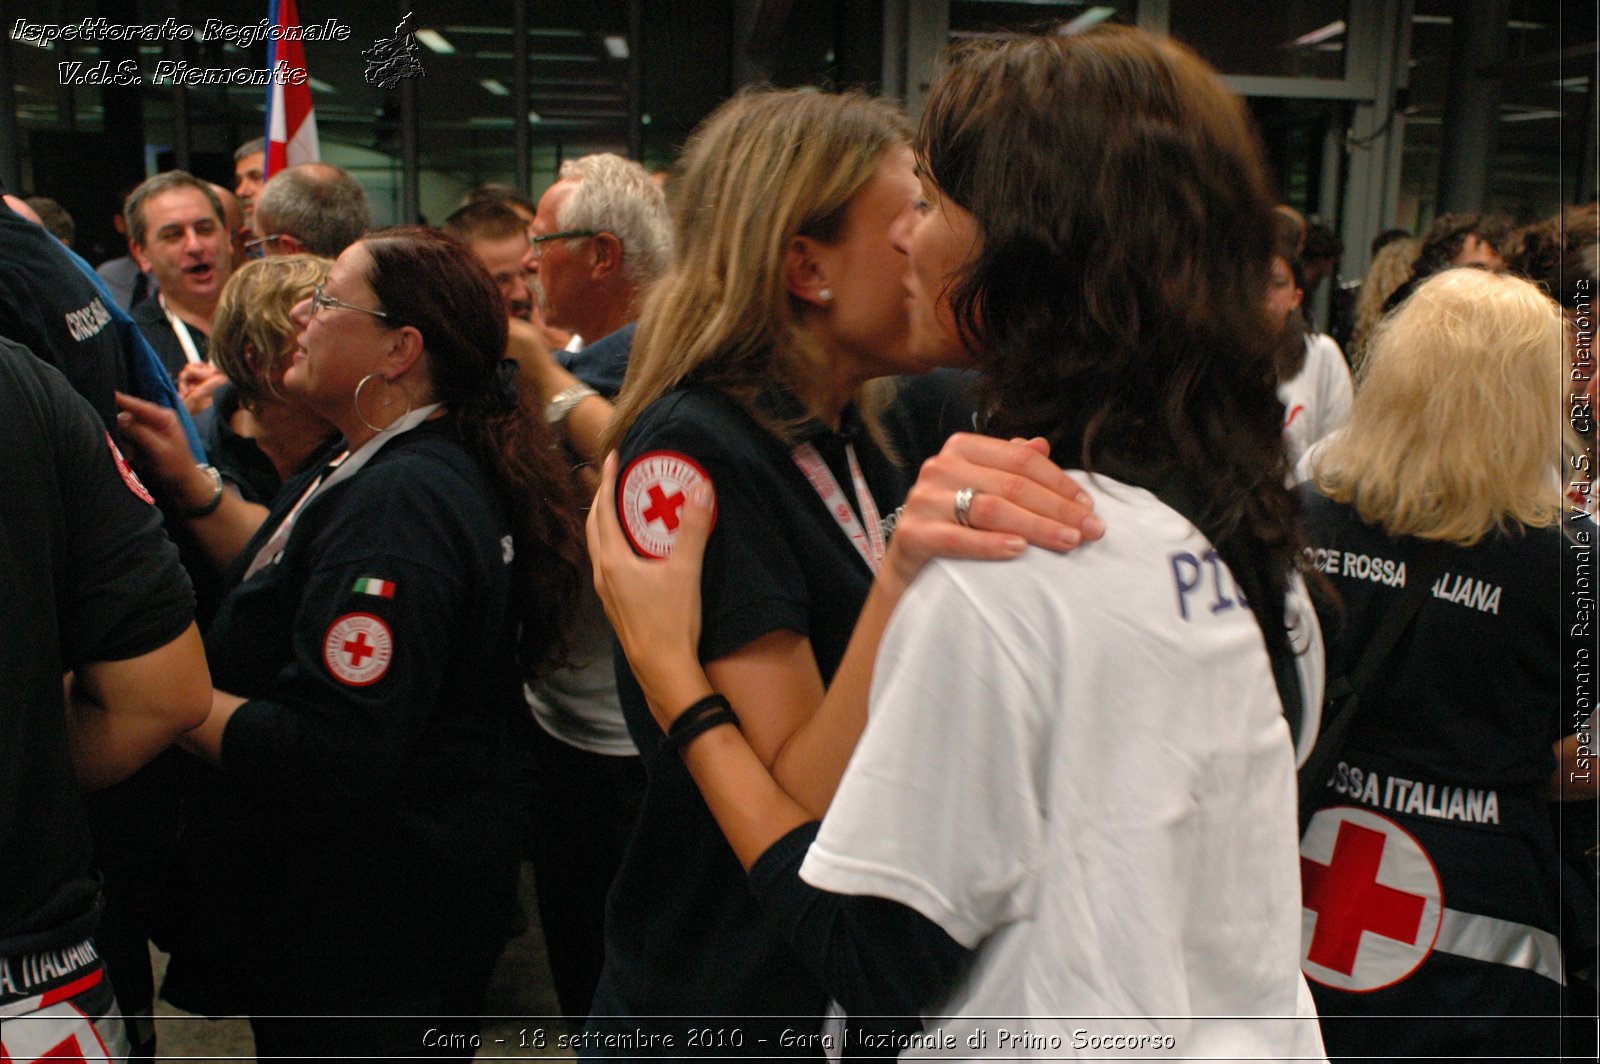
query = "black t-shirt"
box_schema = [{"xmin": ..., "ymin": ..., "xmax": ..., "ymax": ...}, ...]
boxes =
[
  {"xmin": 162, "ymin": 423, "xmax": 525, "ymax": 1013},
  {"xmin": 130, "ymin": 296, "xmax": 209, "ymax": 379},
  {"xmin": 1299, "ymin": 488, "xmax": 1579, "ymax": 1054},
  {"xmin": 880, "ymin": 368, "xmax": 978, "ymax": 473},
  {"xmin": 595, "ymin": 384, "xmax": 906, "ymax": 1051},
  {"xmin": 0, "ymin": 202, "xmax": 132, "ymax": 427},
  {"xmin": 0, "ymin": 337, "xmax": 193, "ymax": 954},
  {"xmin": 1302, "ymin": 489, "xmax": 1568, "ymax": 794}
]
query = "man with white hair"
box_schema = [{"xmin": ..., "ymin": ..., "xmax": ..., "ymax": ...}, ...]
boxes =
[
  {"xmin": 530, "ymin": 152, "xmax": 671, "ymax": 398},
  {"xmin": 524, "ymin": 153, "xmax": 671, "ymax": 1027}
]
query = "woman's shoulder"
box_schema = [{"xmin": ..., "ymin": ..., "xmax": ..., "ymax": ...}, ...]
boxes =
[
  {"xmin": 622, "ymin": 384, "xmax": 767, "ymax": 458},
  {"xmin": 348, "ymin": 427, "xmax": 502, "ymax": 518}
]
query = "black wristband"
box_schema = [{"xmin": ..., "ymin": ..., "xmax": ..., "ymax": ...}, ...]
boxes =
[{"xmin": 662, "ymin": 693, "xmax": 738, "ymax": 754}]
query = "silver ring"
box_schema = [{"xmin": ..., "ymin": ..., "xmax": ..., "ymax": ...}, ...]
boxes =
[{"xmin": 953, "ymin": 486, "xmax": 978, "ymax": 528}]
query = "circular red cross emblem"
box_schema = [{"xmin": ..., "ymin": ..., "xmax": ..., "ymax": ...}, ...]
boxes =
[
  {"xmin": 322, "ymin": 612, "xmax": 393, "ymax": 687},
  {"xmin": 618, "ymin": 450, "xmax": 715, "ymax": 559},
  {"xmin": 1300, "ymin": 806, "xmax": 1443, "ymax": 992}
]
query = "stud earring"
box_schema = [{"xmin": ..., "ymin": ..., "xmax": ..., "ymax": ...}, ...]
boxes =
[{"xmin": 819, "ymin": 288, "xmax": 833, "ymax": 303}]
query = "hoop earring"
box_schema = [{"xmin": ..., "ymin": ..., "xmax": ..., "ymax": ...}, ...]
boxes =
[{"xmin": 353, "ymin": 372, "xmax": 414, "ymax": 434}]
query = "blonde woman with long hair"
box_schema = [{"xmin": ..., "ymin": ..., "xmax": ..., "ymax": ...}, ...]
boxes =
[
  {"xmin": 591, "ymin": 88, "xmax": 1099, "ymax": 1053},
  {"xmin": 1301, "ymin": 266, "xmax": 1585, "ymax": 1057}
]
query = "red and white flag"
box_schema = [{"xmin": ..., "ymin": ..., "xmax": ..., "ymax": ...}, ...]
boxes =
[{"xmin": 264, "ymin": 0, "xmax": 320, "ymax": 179}]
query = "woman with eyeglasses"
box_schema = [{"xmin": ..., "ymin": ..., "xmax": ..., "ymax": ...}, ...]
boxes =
[
  {"xmin": 158, "ymin": 227, "xmax": 587, "ymax": 1059},
  {"xmin": 588, "ymin": 27, "xmax": 1325, "ymax": 1056}
]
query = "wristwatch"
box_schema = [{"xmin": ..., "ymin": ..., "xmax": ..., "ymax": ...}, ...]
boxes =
[
  {"xmin": 178, "ymin": 464, "xmax": 225, "ymax": 518},
  {"xmin": 545, "ymin": 382, "xmax": 599, "ymax": 425}
]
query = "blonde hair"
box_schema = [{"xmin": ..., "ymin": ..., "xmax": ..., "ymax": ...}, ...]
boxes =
[
  {"xmin": 210, "ymin": 254, "xmax": 331, "ymax": 408},
  {"xmin": 1312, "ymin": 267, "xmax": 1566, "ymax": 544},
  {"xmin": 1347, "ymin": 236, "xmax": 1419, "ymax": 369},
  {"xmin": 604, "ymin": 89, "xmax": 911, "ymax": 451}
]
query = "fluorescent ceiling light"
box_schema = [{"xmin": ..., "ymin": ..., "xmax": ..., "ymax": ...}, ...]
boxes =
[
  {"xmin": 415, "ymin": 29, "xmax": 456, "ymax": 55},
  {"xmin": 531, "ymin": 52, "xmax": 598, "ymax": 62},
  {"xmin": 1288, "ymin": 20, "xmax": 1345, "ymax": 47},
  {"xmin": 308, "ymin": 77, "xmax": 335, "ymax": 93},
  {"xmin": 528, "ymin": 111, "xmax": 543, "ymax": 124},
  {"xmin": 1412, "ymin": 14, "xmax": 1451, "ymax": 25},
  {"xmin": 603, "ymin": 35, "xmax": 630, "ymax": 59},
  {"xmin": 476, "ymin": 52, "xmax": 513, "ymax": 59},
  {"xmin": 1501, "ymin": 109, "xmax": 1560, "ymax": 122},
  {"xmin": 469, "ymin": 116, "xmax": 513, "ymax": 127},
  {"xmin": 444, "ymin": 25, "xmax": 511, "ymax": 34},
  {"xmin": 1059, "ymin": 6, "xmax": 1117, "ymax": 34},
  {"xmin": 480, "ymin": 78, "xmax": 510, "ymax": 96},
  {"xmin": 531, "ymin": 29, "xmax": 585, "ymax": 38}
]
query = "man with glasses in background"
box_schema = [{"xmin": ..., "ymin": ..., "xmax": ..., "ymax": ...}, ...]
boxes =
[
  {"xmin": 250, "ymin": 163, "xmax": 370, "ymax": 260},
  {"xmin": 519, "ymin": 153, "xmax": 670, "ymax": 1030}
]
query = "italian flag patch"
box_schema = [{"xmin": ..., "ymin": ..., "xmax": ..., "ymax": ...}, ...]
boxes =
[{"xmin": 352, "ymin": 577, "xmax": 396, "ymax": 599}]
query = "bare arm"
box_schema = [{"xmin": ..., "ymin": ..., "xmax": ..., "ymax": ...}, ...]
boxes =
[
  {"xmin": 504, "ymin": 317, "xmax": 612, "ymax": 474},
  {"xmin": 67, "ymin": 622, "xmax": 212, "ymax": 789},
  {"xmin": 116, "ymin": 391, "xmax": 270, "ymax": 571},
  {"xmin": 588, "ymin": 436, "xmax": 1104, "ymax": 864}
]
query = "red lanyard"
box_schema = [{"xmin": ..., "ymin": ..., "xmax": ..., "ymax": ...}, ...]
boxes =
[{"xmin": 791, "ymin": 441, "xmax": 884, "ymax": 574}]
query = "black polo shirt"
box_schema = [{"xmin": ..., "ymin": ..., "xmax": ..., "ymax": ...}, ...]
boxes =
[
  {"xmin": 594, "ymin": 382, "xmax": 906, "ymax": 1053},
  {"xmin": 0, "ymin": 338, "xmax": 192, "ymax": 955}
]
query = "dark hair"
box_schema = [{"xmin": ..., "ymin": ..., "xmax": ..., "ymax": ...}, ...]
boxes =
[
  {"xmin": 466, "ymin": 182, "xmax": 537, "ymax": 218},
  {"xmin": 1506, "ymin": 202, "xmax": 1598, "ymax": 310},
  {"xmin": 360, "ymin": 226, "xmax": 586, "ymax": 671},
  {"xmin": 1412, "ymin": 211, "xmax": 1512, "ymax": 281},
  {"xmin": 1370, "ymin": 227, "xmax": 1411, "ymax": 258},
  {"xmin": 125, "ymin": 171, "xmax": 224, "ymax": 245},
  {"xmin": 442, "ymin": 199, "xmax": 528, "ymax": 243},
  {"xmin": 919, "ymin": 26, "xmax": 1303, "ymax": 604},
  {"xmin": 1302, "ymin": 223, "xmax": 1341, "ymax": 263}
]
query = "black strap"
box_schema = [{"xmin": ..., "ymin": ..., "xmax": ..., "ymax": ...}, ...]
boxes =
[{"xmin": 1297, "ymin": 544, "xmax": 1445, "ymax": 823}]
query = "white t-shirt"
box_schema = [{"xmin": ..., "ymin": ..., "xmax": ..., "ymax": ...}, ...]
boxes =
[
  {"xmin": 801, "ymin": 475, "xmax": 1327, "ymax": 1061},
  {"xmin": 524, "ymin": 585, "xmax": 635, "ymax": 755},
  {"xmin": 1280, "ymin": 334, "xmax": 1353, "ymax": 468}
]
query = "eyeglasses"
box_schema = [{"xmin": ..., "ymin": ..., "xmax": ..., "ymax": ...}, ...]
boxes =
[
  {"xmin": 309, "ymin": 283, "xmax": 390, "ymax": 320},
  {"xmin": 243, "ymin": 233, "xmax": 285, "ymax": 260},
  {"xmin": 527, "ymin": 229, "xmax": 600, "ymax": 259}
]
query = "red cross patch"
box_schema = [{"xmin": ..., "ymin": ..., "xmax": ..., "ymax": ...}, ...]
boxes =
[
  {"xmin": 618, "ymin": 450, "xmax": 715, "ymax": 559},
  {"xmin": 322, "ymin": 612, "xmax": 394, "ymax": 687},
  {"xmin": 1300, "ymin": 806, "xmax": 1443, "ymax": 992},
  {"xmin": 104, "ymin": 432, "xmax": 154, "ymax": 505}
]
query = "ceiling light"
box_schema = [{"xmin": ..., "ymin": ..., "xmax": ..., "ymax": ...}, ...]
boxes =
[
  {"xmin": 480, "ymin": 79, "xmax": 510, "ymax": 96},
  {"xmin": 1412, "ymin": 14, "xmax": 1451, "ymax": 25},
  {"xmin": 1058, "ymin": 7, "xmax": 1117, "ymax": 35},
  {"xmin": 308, "ymin": 77, "xmax": 335, "ymax": 93},
  {"xmin": 603, "ymin": 36, "xmax": 629, "ymax": 60},
  {"xmin": 528, "ymin": 111, "xmax": 543, "ymax": 124},
  {"xmin": 1287, "ymin": 20, "xmax": 1346, "ymax": 48},
  {"xmin": 444, "ymin": 25, "xmax": 512, "ymax": 35},
  {"xmin": 415, "ymin": 29, "xmax": 456, "ymax": 55},
  {"xmin": 530, "ymin": 52, "xmax": 598, "ymax": 62},
  {"xmin": 475, "ymin": 52, "xmax": 513, "ymax": 59}
]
